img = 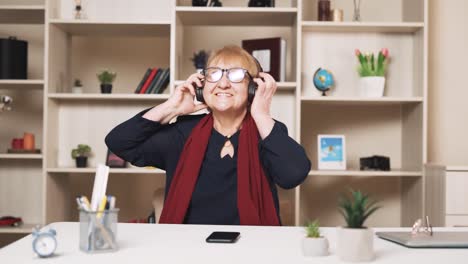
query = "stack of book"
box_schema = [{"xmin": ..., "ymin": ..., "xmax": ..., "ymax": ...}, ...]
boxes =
[{"xmin": 134, "ymin": 68, "xmax": 170, "ymax": 94}]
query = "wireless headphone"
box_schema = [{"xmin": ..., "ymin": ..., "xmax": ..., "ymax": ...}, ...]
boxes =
[{"xmin": 195, "ymin": 56, "xmax": 263, "ymax": 105}]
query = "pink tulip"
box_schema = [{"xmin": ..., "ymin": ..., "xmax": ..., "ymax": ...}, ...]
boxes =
[
  {"xmin": 381, "ymin": 48, "xmax": 389, "ymax": 57},
  {"xmin": 355, "ymin": 49, "xmax": 361, "ymax": 57}
]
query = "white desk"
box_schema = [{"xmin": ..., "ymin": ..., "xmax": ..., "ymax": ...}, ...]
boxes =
[{"xmin": 1, "ymin": 223, "xmax": 467, "ymax": 263}]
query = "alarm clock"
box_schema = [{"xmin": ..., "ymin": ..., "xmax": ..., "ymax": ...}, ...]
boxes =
[{"xmin": 32, "ymin": 227, "xmax": 57, "ymax": 258}]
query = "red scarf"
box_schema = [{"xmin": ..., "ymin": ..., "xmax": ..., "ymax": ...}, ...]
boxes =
[{"xmin": 159, "ymin": 112, "xmax": 280, "ymax": 226}]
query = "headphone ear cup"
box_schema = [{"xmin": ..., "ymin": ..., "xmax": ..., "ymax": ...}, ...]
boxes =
[
  {"xmin": 195, "ymin": 87, "xmax": 205, "ymax": 103},
  {"xmin": 248, "ymin": 80, "xmax": 257, "ymax": 104}
]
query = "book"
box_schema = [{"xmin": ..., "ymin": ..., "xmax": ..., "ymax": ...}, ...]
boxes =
[
  {"xmin": 146, "ymin": 68, "xmax": 162, "ymax": 94},
  {"xmin": 156, "ymin": 68, "xmax": 170, "ymax": 94},
  {"xmin": 134, "ymin": 68, "xmax": 152, "ymax": 93},
  {"xmin": 152, "ymin": 68, "xmax": 169, "ymax": 94},
  {"xmin": 242, "ymin": 37, "xmax": 286, "ymax": 82},
  {"xmin": 139, "ymin": 68, "xmax": 157, "ymax": 94}
]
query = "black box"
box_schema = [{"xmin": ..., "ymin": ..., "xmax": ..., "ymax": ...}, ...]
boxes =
[
  {"xmin": 360, "ymin": 155, "xmax": 390, "ymax": 171},
  {"xmin": 0, "ymin": 37, "xmax": 28, "ymax": 79}
]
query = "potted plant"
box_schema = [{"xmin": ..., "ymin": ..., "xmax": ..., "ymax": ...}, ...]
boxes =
[
  {"xmin": 71, "ymin": 144, "xmax": 91, "ymax": 168},
  {"xmin": 190, "ymin": 50, "xmax": 209, "ymax": 72},
  {"xmin": 302, "ymin": 220, "xmax": 329, "ymax": 257},
  {"xmin": 97, "ymin": 70, "xmax": 117, "ymax": 94},
  {"xmin": 337, "ymin": 189, "xmax": 380, "ymax": 262},
  {"xmin": 355, "ymin": 48, "xmax": 389, "ymax": 97},
  {"xmin": 72, "ymin": 79, "xmax": 83, "ymax": 94}
]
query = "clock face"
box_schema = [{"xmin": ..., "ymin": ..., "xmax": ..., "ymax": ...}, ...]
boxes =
[{"xmin": 33, "ymin": 235, "xmax": 56, "ymax": 257}]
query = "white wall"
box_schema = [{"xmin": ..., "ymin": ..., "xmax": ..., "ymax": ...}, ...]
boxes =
[{"xmin": 428, "ymin": 0, "xmax": 468, "ymax": 166}]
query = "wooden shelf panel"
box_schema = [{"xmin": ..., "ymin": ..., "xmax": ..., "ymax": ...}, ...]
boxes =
[
  {"xmin": 302, "ymin": 21, "xmax": 424, "ymax": 33},
  {"xmin": 0, "ymin": 5, "xmax": 45, "ymax": 24},
  {"xmin": 0, "ymin": 154, "xmax": 42, "ymax": 160},
  {"xmin": 301, "ymin": 96, "xmax": 423, "ymax": 105},
  {"xmin": 0, "ymin": 223, "xmax": 37, "ymax": 234},
  {"xmin": 0, "ymin": 80, "xmax": 44, "ymax": 88},
  {"xmin": 49, "ymin": 19, "xmax": 171, "ymax": 36},
  {"xmin": 308, "ymin": 170, "xmax": 422, "ymax": 177},
  {"xmin": 47, "ymin": 167, "xmax": 165, "ymax": 174},
  {"xmin": 48, "ymin": 93, "xmax": 170, "ymax": 101},
  {"xmin": 176, "ymin": 7, "xmax": 297, "ymax": 26}
]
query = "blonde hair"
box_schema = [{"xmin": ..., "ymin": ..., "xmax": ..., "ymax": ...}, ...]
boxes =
[{"xmin": 206, "ymin": 45, "xmax": 259, "ymax": 77}]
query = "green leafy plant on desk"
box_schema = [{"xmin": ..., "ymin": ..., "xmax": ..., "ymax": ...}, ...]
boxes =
[
  {"xmin": 337, "ymin": 189, "xmax": 381, "ymax": 262},
  {"xmin": 71, "ymin": 144, "xmax": 92, "ymax": 168}
]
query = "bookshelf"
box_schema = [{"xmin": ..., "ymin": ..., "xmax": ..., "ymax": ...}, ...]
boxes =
[
  {"xmin": 0, "ymin": 0, "xmax": 45, "ymax": 238},
  {"xmin": 0, "ymin": 0, "xmax": 428, "ymax": 238}
]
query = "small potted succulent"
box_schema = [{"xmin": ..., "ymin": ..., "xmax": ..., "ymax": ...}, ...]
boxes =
[
  {"xmin": 97, "ymin": 70, "xmax": 117, "ymax": 94},
  {"xmin": 72, "ymin": 79, "xmax": 83, "ymax": 94},
  {"xmin": 337, "ymin": 189, "xmax": 380, "ymax": 262},
  {"xmin": 71, "ymin": 144, "xmax": 92, "ymax": 168},
  {"xmin": 355, "ymin": 48, "xmax": 389, "ymax": 97},
  {"xmin": 190, "ymin": 50, "xmax": 209, "ymax": 72},
  {"xmin": 302, "ymin": 220, "xmax": 329, "ymax": 257}
]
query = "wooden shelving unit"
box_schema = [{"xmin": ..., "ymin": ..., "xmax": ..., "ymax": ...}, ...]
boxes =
[{"xmin": 1, "ymin": 0, "xmax": 428, "ymax": 234}]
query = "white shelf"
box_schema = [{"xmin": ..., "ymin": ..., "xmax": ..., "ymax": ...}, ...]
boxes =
[
  {"xmin": 48, "ymin": 93, "xmax": 170, "ymax": 101},
  {"xmin": 0, "ymin": 223, "xmax": 37, "ymax": 234},
  {"xmin": 0, "ymin": 79, "xmax": 44, "ymax": 86},
  {"xmin": 308, "ymin": 170, "xmax": 422, "ymax": 177},
  {"xmin": 0, "ymin": 5, "xmax": 45, "ymax": 24},
  {"xmin": 0, "ymin": 154, "xmax": 42, "ymax": 160},
  {"xmin": 47, "ymin": 167, "xmax": 165, "ymax": 174},
  {"xmin": 174, "ymin": 80, "xmax": 296, "ymax": 91},
  {"xmin": 176, "ymin": 7, "xmax": 297, "ymax": 26},
  {"xmin": 49, "ymin": 19, "xmax": 171, "ymax": 36},
  {"xmin": 301, "ymin": 96, "xmax": 423, "ymax": 105},
  {"xmin": 302, "ymin": 21, "xmax": 425, "ymax": 33}
]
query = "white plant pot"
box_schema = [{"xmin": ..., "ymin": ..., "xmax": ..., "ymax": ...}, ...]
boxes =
[
  {"xmin": 302, "ymin": 236, "xmax": 329, "ymax": 257},
  {"xmin": 359, "ymin": 77, "xmax": 385, "ymax": 97},
  {"xmin": 337, "ymin": 227, "xmax": 374, "ymax": 262},
  {"xmin": 71, "ymin": 86, "xmax": 83, "ymax": 94}
]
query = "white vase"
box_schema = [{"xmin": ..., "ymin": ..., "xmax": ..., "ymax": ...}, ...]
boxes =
[
  {"xmin": 337, "ymin": 227, "xmax": 374, "ymax": 262},
  {"xmin": 302, "ymin": 236, "xmax": 329, "ymax": 257},
  {"xmin": 359, "ymin": 76, "xmax": 385, "ymax": 97},
  {"xmin": 71, "ymin": 86, "xmax": 83, "ymax": 94}
]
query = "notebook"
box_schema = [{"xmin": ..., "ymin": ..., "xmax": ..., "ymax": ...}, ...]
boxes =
[{"xmin": 376, "ymin": 231, "xmax": 468, "ymax": 248}]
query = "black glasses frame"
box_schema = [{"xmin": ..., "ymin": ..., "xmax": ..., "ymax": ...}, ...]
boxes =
[{"xmin": 203, "ymin": 67, "xmax": 254, "ymax": 83}]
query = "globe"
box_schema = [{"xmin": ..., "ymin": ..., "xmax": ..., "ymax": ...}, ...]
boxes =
[{"xmin": 313, "ymin": 68, "xmax": 334, "ymax": 96}]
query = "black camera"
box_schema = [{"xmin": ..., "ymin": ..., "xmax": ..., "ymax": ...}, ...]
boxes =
[{"xmin": 248, "ymin": 0, "xmax": 275, "ymax": 7}]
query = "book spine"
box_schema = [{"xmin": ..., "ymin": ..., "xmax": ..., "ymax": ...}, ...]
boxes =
[
  {"xmin": 146, "ymin": 69, "xmax": 161, "ymax": 94},
  {"xmin": 134, "ymin": 68, "xmax": 152, "ymax": 93},
  {"xmin": 154, "ymin": 68, "xmax": 169, "ymax": 94},
  {"xmin": 157, "ymin": 69, "xmax": 171, "ymax": 94},
  {"xmin": 139, "ymin": 68, "xmax": 157, "ymax": 94}
]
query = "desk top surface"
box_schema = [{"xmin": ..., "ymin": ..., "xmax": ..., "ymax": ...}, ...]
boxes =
[{"xmin": 1, "ymin": 222, "xmax": 468, "ymax": 264}]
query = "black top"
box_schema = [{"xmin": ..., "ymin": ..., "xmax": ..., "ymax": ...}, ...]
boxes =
[{"xmin": 105, "ymin": 109, "xmax": 311, "ymax": 225}]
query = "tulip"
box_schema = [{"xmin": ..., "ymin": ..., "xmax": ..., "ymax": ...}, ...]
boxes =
[
  {"xmin": 355, "ymin": 49, "xmax": 361, "ymax": 57},
  {"xmin": 381, "ymin": 48, "xmax": 389, "ymax": 58}
]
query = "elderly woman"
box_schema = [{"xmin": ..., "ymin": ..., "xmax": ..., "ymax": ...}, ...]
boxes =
[{"xmin": 105, "ymin": 45, "xmax": 310, "ymax": 226}]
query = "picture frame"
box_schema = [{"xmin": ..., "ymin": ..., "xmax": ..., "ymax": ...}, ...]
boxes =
[
  {"xmin": 106, "ymin": 149, "xmax": 127, "ymax": 168},
  {"xmin": 317, "ymin": 135, "xmax": 346, "ymax": 170}
]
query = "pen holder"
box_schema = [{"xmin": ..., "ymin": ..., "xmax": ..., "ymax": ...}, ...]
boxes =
[{"xmin": 79, "ymin": 208, "xmax": 119, "ymax": 253}]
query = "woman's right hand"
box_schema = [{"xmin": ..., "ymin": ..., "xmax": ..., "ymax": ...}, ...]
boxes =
[{"xmin": 166, "ymin": 72, "xmax": 207, "ymax": 116}]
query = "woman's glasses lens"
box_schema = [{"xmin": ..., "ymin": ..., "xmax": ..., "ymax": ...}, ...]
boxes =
[{"xmin": 205, "ymin": 68, "xmax": 246, "ymax": 83}]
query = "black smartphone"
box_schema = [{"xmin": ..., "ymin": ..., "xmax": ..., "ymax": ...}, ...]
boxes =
[{"xmin": 206, "ymin": 231, "xmax": 240, "ymax": 243}]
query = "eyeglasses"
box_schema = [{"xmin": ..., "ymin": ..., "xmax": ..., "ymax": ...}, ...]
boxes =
[
  {"xmin": 203, "ymin": 67, "xmax": 252, "ymax": 83},
  {"xmin": 412, "ymin": 216, "xmax": 433, "ymax": 236}
]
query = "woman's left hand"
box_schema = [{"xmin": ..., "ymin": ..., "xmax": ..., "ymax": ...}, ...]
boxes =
[
  {"xmin": 250, "ymin": 72, "xmax": 277, "ymax": 120},
  {"xmin": 250, "ymin": 72, "xmax": 277, "ymax": 139}
]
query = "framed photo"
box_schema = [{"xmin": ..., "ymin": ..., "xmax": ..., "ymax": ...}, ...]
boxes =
[
  {"xmin": 317, "ymin": 135, "xmax": 346, "ymax": 170},
  {"xmin": 106, "ymin": 149, "xmax": 127, "ymax": 168}
]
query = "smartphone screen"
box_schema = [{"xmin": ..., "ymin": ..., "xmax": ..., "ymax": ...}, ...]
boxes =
[{"xmin": 206, "ymin": 231, "xmax": 240, "ymax": 243}]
